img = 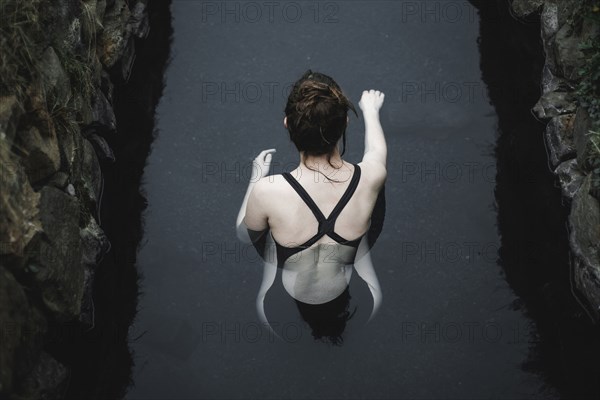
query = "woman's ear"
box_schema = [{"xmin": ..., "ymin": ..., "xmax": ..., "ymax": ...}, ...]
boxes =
[{"xmin": 284, "ymin": 116, "xmax": 288, "ymax": 128}]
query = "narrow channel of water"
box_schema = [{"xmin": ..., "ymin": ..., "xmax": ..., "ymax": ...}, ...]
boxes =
[{"xmin": 122, "ymin": 1, "xmax": 568, "ymax": 399}]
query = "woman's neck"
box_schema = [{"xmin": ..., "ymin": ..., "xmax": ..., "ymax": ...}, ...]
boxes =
[
  {"xmin": 298, "ymin": 149, "xmax": 351, "ymax": 181},
  {"xmin": 300, "ymin": 148, "xmax": 342, "ymax": 166}
]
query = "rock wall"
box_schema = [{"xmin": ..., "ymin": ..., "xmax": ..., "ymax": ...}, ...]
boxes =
[
  {"xmin": 512, "ymin": 0, "xmax": 600, "ymax": 321},
  {"xmin": 0, "ymin": 0, "xmax": 151, "ymax": 398}
]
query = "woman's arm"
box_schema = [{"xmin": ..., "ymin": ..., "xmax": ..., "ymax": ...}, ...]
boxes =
[
  {"xmin": 359, "ymin": 90, "xmax": 387, "ymax": 187},
  {"xmin": 235, "ymin": 149, "xmax": 276, "ymax": 243},
  {"xmin": 359, "ymin": 90, "xmax": 386, "ymax": 166}
]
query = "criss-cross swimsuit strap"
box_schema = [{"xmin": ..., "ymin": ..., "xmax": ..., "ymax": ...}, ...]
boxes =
[{"xmin": 281, "ymin": 163, "xmax": 362, "ymax": 248}]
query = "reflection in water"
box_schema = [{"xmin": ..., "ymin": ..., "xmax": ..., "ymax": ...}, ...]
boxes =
[
  {"xmin": 248, "ymin": 185, "xmax": 386, "ymax": 344},
  {"xmin": 294, "ymin": 286, "xmax": 357, "ymax": 346}
]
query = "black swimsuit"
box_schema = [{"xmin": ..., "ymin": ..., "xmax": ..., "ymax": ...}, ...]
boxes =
[{"xmin": 271, "ymin": 164, "xmax": 363, "ymax": 268}]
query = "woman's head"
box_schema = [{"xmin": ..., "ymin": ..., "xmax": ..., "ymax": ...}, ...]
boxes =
[{"xmin": 284, "ymin": 70, "xmax": 358, "ymax": 160}]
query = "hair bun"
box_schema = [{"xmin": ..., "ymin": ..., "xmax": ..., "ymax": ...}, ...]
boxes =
[{"xmin": 284, "ymin": 71, "xmax": 357, "ymax": 160}]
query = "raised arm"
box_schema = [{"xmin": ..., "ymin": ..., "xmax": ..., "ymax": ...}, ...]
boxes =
[
  {"xmin": 359, "ymin": 90, "xmax": 387, "ymax": 172},
  {"xmin": 235, "ymin": 149, "xmax": 276, "ymax": 243},
  {"xmin": 354, "ymin": 90, "xmax": 386, "ymax": 323}
]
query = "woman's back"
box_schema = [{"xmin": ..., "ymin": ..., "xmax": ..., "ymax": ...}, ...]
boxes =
[
  {"xmin": 254, "ymin": 160, "xmax": 384, "ymax": 303},
  {"xmin": 267, "ymin": 162, "xmax": 375, "ymax": 248},
  {"xmin": 236, "ymin": 70, "xmax": 386, "ymax": 328}
]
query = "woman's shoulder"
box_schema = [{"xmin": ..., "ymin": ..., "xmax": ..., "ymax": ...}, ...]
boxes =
[
  {"xmin": 253, "ymin": 173, "xmax": 292, "ymax": 196},
  {"xmin": 356, "ymin": 160, "xmax": 387, "ymax": 191}
]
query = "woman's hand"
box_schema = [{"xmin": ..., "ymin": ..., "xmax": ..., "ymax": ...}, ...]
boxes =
[
  {"xmin": 237, "ymin": 148, "xmax": 276, "ymax": 239},
  {"xmin": 252, "ymin": 148, "xmax": 276, "ymax": 180},
  {"xmin": 359, "ymin": 90, "xmax": 387, "ymax": 168},
  {"xmin": 358, "ymin": 89, "xmax": 385, "ymax": 116}
]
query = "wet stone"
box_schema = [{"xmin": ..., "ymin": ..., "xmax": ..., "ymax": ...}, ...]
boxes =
[
  {"xmin": 553, "ymin": 23, "xmax": 586, "ymax": 81},
  {"xmin": 98, "ymin": 0, "xmax": 132, "ymax": 69},
  {"xmin": 35, "ymin": 186, "xmax": 84, "ymax": 321},
  {"xmin": 129, "ymin": 0, "xmax": 150, "ymax": 39},
  {"xmin": 16, "ymin": 125, "xmax": 61, "ymax": 185},
  {"xmin": 0, "ymin": 266, "xmax": 48, "ymax": 395},
  {"xmin": 38, "ymin": 47, "xmax": 71, "ymax": 105},
  {"xmin": 511, "ymin": 0, "xmax": 544, "ymax": 17},
  {"xmin": 0, "ymin": 95, "xmax": 23, "ymax": 143},
  {"xmin": 79, "ymin": 265, "xmax": 95, "ymax": 327},
  {"xmin": 20, "ymin": 351, "xmax": 69, "ymax": 399},
  {"xmin": 540, "ymin": 1, "xmax": 559, "ymax": 39},
  {"xmin": 90, "ymin": 88, "xmax": 117, "ymax": 134},
  {"xmin": 573, "ymin": 107, "xmax": 595, "ymax": 172},
  {"xmin": 533, "ymin": 90, "xmax": 577, "ymax": 119},
  {"xmin": 80, "ymin": 213, "xmax": 110, "ymax": 266},
  {"xmin": 81, "ymin": 137, "xmax": 103, "ymax": 206},
  {"xmin": 546, "ymin": 114, "xmax": 576, "ymax": 168},
  {"xmin": 554, "ymin": 159, "xmax": 584, "ymax": 199},
  {"xmin": 120, "ymin": 34, "xmax": 136, "ymax": 82},
  {"xmin": 541, "ymin": 63, "xmax": 560, "ymax": 94},
  {"xmin": 569, "ymin": 175, "xmax": 600, "ymax": 322},
  {"xmin": 48, "ymin": 171, "xmax": 69, "ymax": 189},
  {"xmin": 0, "ymin": 145, "xmax": 42, "ymax": 257},
  {"xmin": 85, "ymin": 132, "xmax": 116, "ymax": 163}
]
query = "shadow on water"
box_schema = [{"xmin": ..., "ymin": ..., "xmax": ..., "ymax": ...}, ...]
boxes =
[
  {"xmin": 470, "ymin": 0, "xmax": 600, "ymax": 398},
  {"xmin": 43, "ymin": 1, "xmax": 174, "ymax": 399}
]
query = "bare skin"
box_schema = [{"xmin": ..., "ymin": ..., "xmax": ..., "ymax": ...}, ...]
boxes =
[{"xmin": 236, "ymin": 90, "xmax": 387, "ymax": 327}]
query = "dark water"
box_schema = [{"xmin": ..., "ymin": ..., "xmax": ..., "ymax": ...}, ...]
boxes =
[
  {"xmin": 472, "ymin": 0, "xmax": 600, "ymax": 398},
  {"xmin": 50, "ymin": 2, "xmax": 173, "ymax": 399},
  {"xmin": 111, "ymin": 1, "xmax": 600, "ymax": 399}
]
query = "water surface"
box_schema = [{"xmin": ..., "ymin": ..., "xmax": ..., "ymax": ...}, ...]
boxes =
[{"xmin": 127, "ymin": 1, "xmax": 554, "ymax": 398}]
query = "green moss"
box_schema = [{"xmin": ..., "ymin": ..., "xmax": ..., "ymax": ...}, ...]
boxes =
[
  {"xmin": 0, "ymin": 0, "xmax": 43, "ymax": 98},
  {"xmin": 55, "ymin": 1, "xmax": 97, "ymax": 106},
  {"xmin": 1, "ymin": 0, "xmax": 97, "ymax": 121},
  {"xmin": 586, "ymin": 130, "xmax": 600, "ymax": 195},
  {"xmin": 73, "ymin": 177, "xmax": 94, "ymax": 229},
  {"xmin": 577, "ymin": 1, "xmax": 600, "ymax": 197},
  {"xmin": 577, "ymin": 39, "xmax": 600, "ymax": 127},
  {"xmin": 59, "ymin": 51, "xmax": 95, "ymax": 106},
  {"xmin": 47, "ymin": 89, "xmax": 79, "ymax": 140}
]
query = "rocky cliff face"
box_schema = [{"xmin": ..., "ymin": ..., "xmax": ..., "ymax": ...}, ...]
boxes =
[
  {"xmin": 512, "ymin": 0, "xmax": 600, "ymax": 322},
  {"xmin": 0, "ymin": 0, "xmax": 152, "ymax": 398}
]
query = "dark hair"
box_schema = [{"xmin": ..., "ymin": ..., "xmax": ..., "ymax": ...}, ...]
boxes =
[
  {"xmin": 285, "ymin": 70, "xmax": 358, "ymax": 180},
  {"xmin": 294, "ymin": 287, "xmax": 357, "ymax": 346}
]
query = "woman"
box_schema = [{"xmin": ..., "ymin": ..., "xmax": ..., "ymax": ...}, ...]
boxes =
[{"xmin": 236, "ymin": 70, "xmax": 386, "ymax": 343}]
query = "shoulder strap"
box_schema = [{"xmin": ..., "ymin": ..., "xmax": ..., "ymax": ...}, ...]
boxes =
[
  {"xmin": 281, "ymin": 172, "xmax": 326, "ymax": 222},
  {"xmin": 325, "ymin": 164, "xmax": 361, "ymax": 223},
  {"xmin": 281, "ymin": 164, "xmax": 362, "ymax": 245}
]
